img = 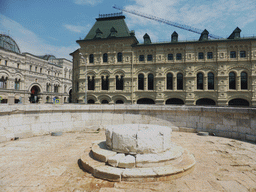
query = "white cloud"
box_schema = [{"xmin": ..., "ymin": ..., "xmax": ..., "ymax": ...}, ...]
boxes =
[
  {"xmin": 0, "ymin": 14, "xmax": 78, "ymax": 60},
  {"xmin": 74, "ymin": 0, "xmax": 103, "ymax": 6},
  {"xmin": 123, "ymin": 0, "xmax": 256, "ymax": 39},
  {"xmin": 64, "ymin": 24, "xmax": 90, "ymax": 33}
]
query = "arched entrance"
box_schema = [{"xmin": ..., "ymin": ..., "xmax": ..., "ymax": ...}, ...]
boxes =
[
  {"xmin": 30, "ymin": 86, "xmax": 40, "ymax": 103},
  {"xmin": 137, "ymin": 98, "xmax": 155, "ymax": 104},
  {"xmin": 69, "ymin": 89, "xmax": 72, "ymax": 103},
  {"xmin": 228, "ymin": 98, "xmax": 249, "ymax": 107},
  {"xmin": 196, "ymin": 98, "xmax": 216, "ymax": 106},
  {"xmin": 166, "ymin": 98, "xmax": 184, "ymax": 105}
]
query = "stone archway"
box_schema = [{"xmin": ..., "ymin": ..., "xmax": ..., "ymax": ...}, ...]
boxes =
[{"xmin": 30, "ymin": 85, "xmax": 40, "ymax": 103}]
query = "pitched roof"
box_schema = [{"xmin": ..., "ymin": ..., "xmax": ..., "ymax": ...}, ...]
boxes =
[{"xmin": 84, "ymin": 16, "xmax": 132, "ymax": 40}]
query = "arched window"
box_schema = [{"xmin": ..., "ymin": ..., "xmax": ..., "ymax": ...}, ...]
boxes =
[
  {"xmin": 116, "ymin": 75, "xmax": 124, "ymax": 90},
  {"xmin": 229, "ymin": 98, "xmax": 249, "ymax": 106},
  {"xmin": 167, "ymin": 73, "xmax": 173, "ymax": 90},
  {"xmin": 15, "ymin": 78, "xmax": 20, "ymax": 90},
  {"xmin": 196, "ymin": 98, "xmax": 216, "ymax": 106},
  {"xmin": 208, "ymin": 72, "xmax": 214, "ymax": 90},
  {"xmin": 138, "ymin": 74, "xmax": 144, "ymax": 90},
  {"xmin": 88, "ymin": 76, "xmax": 95, "ymax": 90},
  {"xmin": 101, "ymin": 76, "xmax": 109, "ymax": 90},
  {"xmin": 229, "ymin": 72, "xmax": 236, "ymax": 89},
  {"xmin": 88, "ymin": 99, "xmax": 95, "ymax": 104},
  {"xmin": 197, "ymin": 73, "xmax": 204, "ymax": 90},
  {"xmin": 101, "ymin": 100, "xmax": 109, "ymax": 104},
  {"xmin": 241, "ymin": 72, "xmax": 248, "ymax": 90},
  {"xmin": 89, "ymin": 54, "xmax": 94, "ymax": 63},
  {"xmin": 177, "ymin": 73, "xmax": 183, "ymax": 90},
  {"xmin": 117, "ymin": 52, "xmax": 122, "ymax": 62},
  {"xmin": 115, "ymin": 100, "xmax": 124, "ymax": 104},
  {"xmin": 148, "ymin": 73, "xmax": 154, "ymax": 90},
  {"xmin": 103, "ymin": 53, "xmax": 108, "ymax": 63}
]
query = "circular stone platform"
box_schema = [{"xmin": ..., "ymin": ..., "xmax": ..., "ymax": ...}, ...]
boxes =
[{"xmin": 80, "ymin": 124, "xmax": 196, "ymax": 182}]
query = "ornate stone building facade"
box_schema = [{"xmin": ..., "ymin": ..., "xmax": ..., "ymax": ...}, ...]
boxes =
[
  {"xmin": 71, "ymin": 14, "xmax": 256, "ymax": 107},
  {"xmin": 0, "ymin": 34, "xmax": 72, "ymax": 104}
]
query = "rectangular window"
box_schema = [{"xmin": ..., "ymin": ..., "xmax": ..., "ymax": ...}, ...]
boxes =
[
  {"xmin": 207, "ymin": 52, "xmax": 213, "ymax": 59},
  {"xmin": 5, "ymin": 60, "xmax": 7, "ymax": 66},
  {"xmin": 198, "ymin": 52, "xmax": 204, "ymax": 59},
  {"xmin": 17, "ymin": 63, "xmax": 20, "ymax": 68},
  {"xmin": 176, "ymin": 53, "xmax": 182, "ymax": 60},
  {"xmin": 240, "ymin": 51, "xmax": 246, "ymax": 58},
  {"xmin": 30, "ymin": 65, "xmax": 32, "ymax": 71},
  {"xmin": 35, "ymin": 67, "xmax": 37, "ymax": 72},
  {"xmin": 147, "ymin": 54, "xmax": 153, "ymax": 61},
  {"xmin": 40, "ymin": 68, "xmax": 42, "ymax": 73},
  {"xmin": 139, "ymin": 55, "xmax": 144, "ymax": 61},
  {"xmin": 230, "ymin": 51, "xmax": 236, "ymax": 58},
  {"xmin": 168, "ymin": 54, "xmax": 173, "ymax": 60}
]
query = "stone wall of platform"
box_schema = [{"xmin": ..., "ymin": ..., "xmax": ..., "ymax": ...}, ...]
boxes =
[{"xmin": 0, "ymin": 104, "xmax": 255, "ymax": 143}]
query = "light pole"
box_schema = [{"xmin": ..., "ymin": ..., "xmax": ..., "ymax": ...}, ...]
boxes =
[{"xmin": 79, "ymin": 53, "xmax": 87, "ymax": 104}]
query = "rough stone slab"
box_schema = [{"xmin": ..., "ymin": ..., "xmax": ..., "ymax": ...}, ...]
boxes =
[
  {"xmin": 118, "ymin": 155, "xmax": 135, "ymax": 168},
  {"xmin": 135, "ymin": 144, "xmax": 183, "ymax": 167},
  {"xmin": 122, "ymin": 168, "xmax": 156, "ymax": 178},
  {"xmin": 93, "ymin": 165, "xmax": 123, "ymax": 182},
  {"xmin": 108, "ymin": 153, "xmax": 125, "ymax": 167},
  {"xmin": 80, "ymin": 150, "xmax": 104, "ymax": 173},
  {"xmin": 92, "ymin": 141, "xmax": 117, "ymax": 162},
  {"xmin": 112, "ymin": 125, "xmax": 138, "ymax": 153}
]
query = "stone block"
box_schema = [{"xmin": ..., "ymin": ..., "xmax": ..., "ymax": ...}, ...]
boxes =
[
  {"xmin": 108, "ymin": 153, "xmax": 125, "ymax": 167},
  {"xmin": 80, "ymin": 150, "xmax": 104, "ymax": 173},
  {"xmin": 122, "ymin": 168, "xmax": 156, "ymax": 178},
  {"xmin": 237, "ymin": 119, "xmax": 250, "ymax": 128},
  {"xmin": 39, "ymin": 114, "xmax": 50, "ymax": 123},
  {"xmin": 246, "ymin": 134, "xmax": 256, "ymax": 142},
  {"xmin": 93, "ymin": 165, "xmax": 123, "ymax": 182},
  {"xmin": 118, "ymin": 155, "xmax": 135, "ymax": 168},
  {"xmin": 153, "ymin": 165, "xmax": 183, "ymax": 176},
  {"xmin": 112, "ymin": 125, "xmax": 138, "ymax": 153},
  {"xmin": 92, "ymin": 141, "xmax": 117, "ymax": 162}
]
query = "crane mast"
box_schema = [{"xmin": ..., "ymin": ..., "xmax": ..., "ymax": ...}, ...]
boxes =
[{"xmin": 113, "ymin": 5, "xmax": 222, "ymax": 39}]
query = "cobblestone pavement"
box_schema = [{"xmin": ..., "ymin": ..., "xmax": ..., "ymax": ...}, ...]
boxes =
[{"xmin": 1, "ymin": 130, "xmax": 256, "ymax": 192}]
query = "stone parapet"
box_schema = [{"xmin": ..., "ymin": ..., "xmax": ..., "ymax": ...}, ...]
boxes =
[{"xmin": 0, "ymin": 104, "xmax": 255, "ymax": 142}]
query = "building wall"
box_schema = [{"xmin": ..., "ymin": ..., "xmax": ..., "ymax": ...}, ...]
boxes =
[
  {"xmin": 0, "ymin": 47, "xmax": 72, "ymax": 104},
  {"xmin": 73, "ymin": 37, "xmax": 256, "ymax": 106}
]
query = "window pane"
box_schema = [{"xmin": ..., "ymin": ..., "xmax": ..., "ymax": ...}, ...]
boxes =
[
  {"xmin": 139, "ymin": 55, "xmax": 144, "ymax": 61},
  {"xmin": 167, "ymin": 73, "xmax": 173, "ymax": 90},
  {"xmin": 148, "ymin": 73, "xmax": 154, "ymax": 90},
  {"xmin": 138, "ymin": 74, "xmax": 144, "ymax": 90},
  {"xmin": 176, "ymin": 53, "xmax": 182, "ymax": 60},
  {"xmin": 208, "ymin": 72, "xmax": 214, "ymax": 90},
  {"xmin": 177, "ymin": 73, "xmax": 183, "ymax": 90},
  {"xmin": 89, "ymin": 54, "xmax": 94, "ymax": 63},
  {"xmin": 207, "ymin": 52, "xmax": 213, "ymax": 59},
  {"xmin": 168, "ymin": 54, "xmax": 173, "ymax": 60},
  {"xmin": 103, "ymin": 53, "xmax": 108, "ymax": 62},
  {"xmin": 229, "ymin": 72, "xmax": 236, "ymax": 89},
  {"xmin": 230, "ymin": 51, "xmax": 236, "ymax": 58},
  {"xmin": 116, "ymin": 75, "xmax": 124, "ymax": 90},
  {"xmin": 241, "ymin": 72, "xmax": 248, "ymax": 89},
  {"xmin": 198, "ymin": 52, "xmax": 204, "ymax": 59},
  {"xmin": 240, "ymin": 51, "xmax": 246, "ymax": 58},
  {"xmin": 147, "ymin": 54, "xmax": 153, "ymax": 61},
  {"xmin": 197, "ymin": 73, "xmax": 204, "ymax": 90},
  {"xmin": 117, "ymin": 52, "xmax": 122, "ymax": 62}
]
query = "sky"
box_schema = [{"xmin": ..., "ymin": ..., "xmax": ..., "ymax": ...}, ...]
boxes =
[{"xmin": 0, "ymin": 0, "xmax": 256, "ymax": 61}]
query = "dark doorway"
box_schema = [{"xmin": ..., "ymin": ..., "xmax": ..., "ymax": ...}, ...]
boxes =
[
  {"xmin": 69, "ymin": 89, "xmax": 72, "ymax": 103},
  {"xmin": 101, "ymin": 100, "xmax": 109, "ymax": 104},
  {"xmin": 30, "ymin": 86, "xmax": 40, "ymax": 103},
  {"xmin": 137, "ymin": 98, "xmax": 155, "ymax": 104}
]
